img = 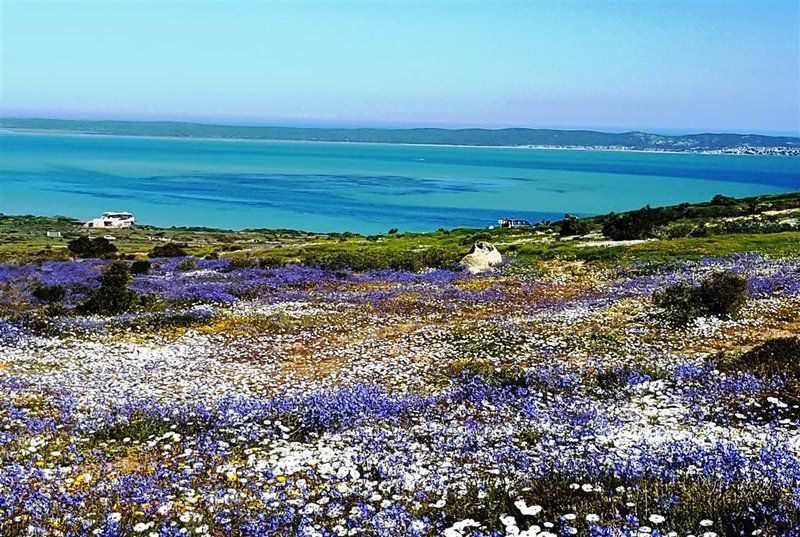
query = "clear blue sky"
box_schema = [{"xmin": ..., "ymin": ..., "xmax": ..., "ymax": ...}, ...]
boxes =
[{"xmin": 1, "ymin": 1, "xmax": 798, "ymax": 134}]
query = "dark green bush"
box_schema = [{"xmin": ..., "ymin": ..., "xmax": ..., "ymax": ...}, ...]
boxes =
[
  {"xmin": 175, "ymin": 258, "xmax": 197, "ymax": 271},
  {"xmin": 653, "ymin": 283, "xmax": 701, "ymax": 324},
  {"xmin": 226, "ymin": 257, "xmax": 258, "ymax": 270},
  {"xmin": 736, "ymin": 337, "xmax": 800, "ymax": 381},
  {"xmin": 67, "ymin": 236, "xmax": 118, "ymax": 258},
  {"xmin": 257, "ymin": 256, "xmax": 286, "ymax": 268},
  {"xmin": 417, "ymin": 247, "xmax": 460, "ymax": 269},
  {"xmin": 559, "ymin": 214, "xmax": 590, "ymax": 236},
  {"xmin": 654, "ymin": 271, "xmax": 748, "ymax": 324},
  {"xmin": 698, "ymin": 271, "xmax": 749, "ymax": 317},
  {"xmin": 711, "ymin": 194, "xmax": 738, "ymax": 206},
  {"xmin": 149, "ymin": 243, "xmax": 188, "ymax": 258},
  {"xmin": 601, "ymin": 205, "xmax": 676, "ymax": 240},
  {"xmin": 130, "ymin": 260, "xmax": 151, "ymax": 275},
  {"xmin": 79, "ymin": 261, "xmax": 137, "ymax": 314},
  {"xmin": 117, "ymin": 311, "xmax": 215, "ymax": 332},
  {"xmin": 30, "ymin": 283, "xmax": 66, "ymax": 304}
]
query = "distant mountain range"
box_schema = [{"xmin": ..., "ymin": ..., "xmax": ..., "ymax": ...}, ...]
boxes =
[{"xmin": 2, "ymin": 117, "xmax": 799, "ymax": 154}]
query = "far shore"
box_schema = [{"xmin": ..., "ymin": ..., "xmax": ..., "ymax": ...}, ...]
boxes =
[{"xmin": 1, "ymin": 127, "xmax": 791, "ymax": 156}]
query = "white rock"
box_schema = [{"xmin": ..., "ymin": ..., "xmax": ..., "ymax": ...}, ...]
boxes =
[{"xmin": 459, "ymin": 241, "xmax": 502, "ymax": 274}]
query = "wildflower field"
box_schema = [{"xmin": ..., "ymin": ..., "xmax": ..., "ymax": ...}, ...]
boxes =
[{"xmin": 1, "ymin": 246, "xmax": 799, "ymax": 535}]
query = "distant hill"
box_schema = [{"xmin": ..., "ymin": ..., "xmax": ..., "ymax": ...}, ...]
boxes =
[{"xmin": 2, "ymin": 117, "xmax": 799, "ymax": 153}]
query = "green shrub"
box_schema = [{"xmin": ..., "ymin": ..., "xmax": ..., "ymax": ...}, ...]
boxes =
[
  {"xmin": 117, "ymin": 311, "xmax": 215, "ymax": 332},
  {"xmin": 67, "ymin": 236, "xmax": 118, "ymax": 258},
  {"xmin": 711, "ymin": 194, "xmax": 738, "ymax": 206},
  {"xmin": 653, "ymin": 283, "xmax": 702, "ymax": 324},
  {"xmin": 559, "ymin": 214, "xmax": 590, "ymax": 236},
  {"xmin": 653, "ymin": 271, "xmax": 748, "ymax": 324},
  {"xmin": 601, "ymin": 205, "xmax": 676, "ymax": 240},
  {"xmin": 257, "ymin": 255, "xmax": 286, "ymax": 268},
  {"xmin": 79, "ymin": 261, "xmax": 137, "ymax": 314},
  {"xmin": 149, "ymin": 242, "xmax": 188, "ymax": 258},
  {"xmin": 417, "ymin": 247, "xmax": 460, "ymax": 269},
  {"xmin": 697, "ymin": 271, "xmax": 748, "ymax": 317},
  {"xmin": 226, "ymin": 257, "xmax": 257, "ymax": 270},
  {"xmin": 30, "ymin": 283, "xmax": 66, "ymax": 304},
  {"xmin": 175, "ymin": 258, "xmax": 197, "ymax": 271},
  {"xmin": 130, "ymin": 260, "xmax": 151, "ymax": 275},
  {"xmin": 735, "ymin": 337, "xmax": 800, "ymax": 381}
]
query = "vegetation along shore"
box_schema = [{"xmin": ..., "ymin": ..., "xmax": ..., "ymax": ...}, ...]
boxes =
[{"xmin": 2, "ymin": 118, "xmax": 799, "ymax": 154}]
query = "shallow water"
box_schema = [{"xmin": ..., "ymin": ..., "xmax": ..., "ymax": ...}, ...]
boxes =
[{"xmin": 1, "ymin": 131, "xmax": 797, "ymax": 233}]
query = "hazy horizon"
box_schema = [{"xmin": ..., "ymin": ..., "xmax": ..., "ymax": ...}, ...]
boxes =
[
  {"xmin": 2, "ymin": 1, "xmax": 798, "ymax": 136},
  {"xmin": 2, "ymin": 114, "xmax": 799, "ymax": 139}
]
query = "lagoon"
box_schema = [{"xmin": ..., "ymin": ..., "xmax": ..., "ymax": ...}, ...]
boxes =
[{"xmin": 1, "ymin": 131, "xmax": 797, "ymax": 234}]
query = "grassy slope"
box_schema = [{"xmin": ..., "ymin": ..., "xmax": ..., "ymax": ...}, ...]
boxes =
[{"xmin": 1, "ymin": 191, "xmax": 799, "ymax": 264}]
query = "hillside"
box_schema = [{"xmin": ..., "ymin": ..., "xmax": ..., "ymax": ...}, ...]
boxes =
[
  {"xmin": 1, "ymin": 193, "xmax": 800, "ymax": 536},
  {"xmin": 2, "ymin": 117, "xmax": 799, "ymax": 153}
]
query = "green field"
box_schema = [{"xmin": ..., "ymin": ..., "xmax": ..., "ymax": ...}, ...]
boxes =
[{"xmin": 2, "ymin": 191, "xmax": 799, "ymax": 265}]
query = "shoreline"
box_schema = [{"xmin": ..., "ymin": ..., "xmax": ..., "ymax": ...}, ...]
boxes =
[{"xmin": 1, "ymin": 127, "xmax": 795, "ymax": 156}]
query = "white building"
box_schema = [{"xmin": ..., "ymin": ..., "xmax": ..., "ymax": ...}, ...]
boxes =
[{"xmin": 83, "ymin": 212, "xmax": 136, "ymax": 229}]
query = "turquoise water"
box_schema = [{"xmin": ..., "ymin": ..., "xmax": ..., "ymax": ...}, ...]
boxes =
[{"xmin": 1, "ymin": 132, "xmax": 797, "ymax": 233}]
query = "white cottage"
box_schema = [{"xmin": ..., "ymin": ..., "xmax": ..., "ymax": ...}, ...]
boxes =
[{"xmin": 83, "ymin": 212, "xmax": 136, "ymax": 229}]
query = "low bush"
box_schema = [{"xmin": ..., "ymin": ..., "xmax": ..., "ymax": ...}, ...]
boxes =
[
  {"xmin": 175, "ymin": 258, "xmax": 197, "ymax": 271},
  {"xmin": 698, "ymin": 271, "xmax": 749, "ymax": 317},
  {"xmin": 601, "ymin": 205, "xmax": 677, "ymax": 241},
  {"xmin": 734, "ymin": 337, "xmax": 800, "ymax": 382},
  {"xmin": 257, "ymin": 255, "xmax": 287, "ymax": 268},
  {"xmin": 711, "ymin": 193, "xmax": 738, "ymax": 206},
  {"xmin": 654, "ymin": 271, "xmax": 748, "ymax": 324},
  {"xmin": 79, "ymin": 261, "xmax": 138, "ymax": 314},
  {"xmin": 67, "ymin": 236, "xmax": 117, "ymax": 258},
  {"xmin": 149, "ymin": 242, "xmax": 188, "ymax": 258},
  {"xmin": 30, "ymin": 283, "xmax": 66, "ymax": 304},
  {"xmin": 226, "ymin": 257, "xmax": 258, "ymax": 270},
  {"xmin": 117, "ymin": 310, "xmax": 215, "ymax": 332},
  {"xmin": 130, "ymin": 260, "xmax": 151, "ymax": 275},
  {"xmin": 559, "ymin": 214, "xmax": 590, "ymax": 236}
]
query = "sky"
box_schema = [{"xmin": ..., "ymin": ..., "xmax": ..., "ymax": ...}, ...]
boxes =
[{"xmin": 1, "ymin": 1, "xmax": 799, "ymax": 135}]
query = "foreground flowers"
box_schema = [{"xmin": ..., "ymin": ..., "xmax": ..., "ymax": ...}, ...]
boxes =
[{"xmin": 1, "ymin": 254, "xmax": 799, "ymax": 535}]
